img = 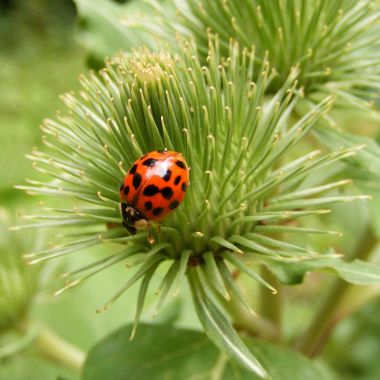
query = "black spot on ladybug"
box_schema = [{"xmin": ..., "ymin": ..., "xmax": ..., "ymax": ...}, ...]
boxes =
[
  {"xmin": 169, "ymin": 200, "xmax": 179, "ymax": 209},
  {"xmin": 142, "ymin": 158, "xmax": 157, "ymax": 167},
  {"xmin": 175, "ymin": 160, "xmax": 186, "ymax": 169},
  {"xmin": 132, "ymin": 173, "xmax": 142, "ymax": 189},
  {"xmin": 129, "ymin": 164, "xmax": 138, "ymax": 175},
  {"xmin": 161, "ymin": 187, "xmax": 174, "ymax": 200},
  {"xmin": 143, "ymin": 184, "xmax": 160, "ymax": 196},
  {"xmin": 120, "ymin": 184, "xmax": 124, "ymax": 191},
  {"xmin": 153, "ymin": 207, "xmax": 164, "ymax": 216},
  {"xmin": 174, "ymin": 175, "xmax": 181, "ymax": 185},
  {"xmin": 181, "ymin": 182, "xmax": 187, "ymax": 192},
  {"xmin": 145, "ymin": 201, "xmax": 153, "ymax": 211},
  {"xmin": 162, "ymin": 169, "xmax": 172, "ymax": 182},
  {"xmin": 123, "ymin": 185, "xmax": 130, "ymax": 195}
]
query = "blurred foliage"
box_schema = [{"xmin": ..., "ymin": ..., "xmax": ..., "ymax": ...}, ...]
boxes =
[
  {"xmin": 0, "ymin": 0, "xmax": 84, "ymax": 197},
  {"xmin": 325, "ymin": 297, "xmax": 380, "ymax": 380},
  {"xmin": 0, "ymin": 352, "xmax": 75, "ymax": 380},
  {"xmin": 74, "ymin": 0, "xmax": 151, "ymax": 69}
]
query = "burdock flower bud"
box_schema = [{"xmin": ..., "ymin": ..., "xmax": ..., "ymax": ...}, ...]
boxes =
[
  {"xmin": 0, "ymin": 210, "xmax": 39, "ymax": 334},
  {"xmin": 138, "ymin": 0, "xmax": 380, "ymax": 117},
  {"xmin": 18, "ymin": 40, "xmax": 368, "ymax": 377}
]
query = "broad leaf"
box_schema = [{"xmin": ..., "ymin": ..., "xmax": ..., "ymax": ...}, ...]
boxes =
[
  {"xmin": 266, "ymin": 257, "xmax": 380, "ymax": 285},
  {"xmin": 314, "ymin": 127, "xmax": 380, "ymax": 238},
  {"xmin": 314, "ymin": 127, "xmax": 380, "ymax": 180},
  {"xmin": 351, "ymin": 173, "xmax": 380, "ymax": 239},
  {"xmin": 82, "ymin": 323, "xmax": 332, "ymax": 380},
  {"xmin": 73, "ymin": 0, "xmax": 153, "ymax": 65}
]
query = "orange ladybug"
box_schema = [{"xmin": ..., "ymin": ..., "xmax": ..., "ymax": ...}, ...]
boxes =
[{"xmin": 119, "ymin": 150, "xmax": 189, "ymax": 240}]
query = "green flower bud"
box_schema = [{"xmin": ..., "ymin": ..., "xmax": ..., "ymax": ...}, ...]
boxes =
[
  {"xmin": 18, "ymin": 40, "xmax": 368, "ymax": 376},
  {"xmin": 0, "ymin": 210, "xmax": 39, "ymax": 333},
  {"xmin": 138, "ymin": 0, "xmax": 380, "ymax": 116}
]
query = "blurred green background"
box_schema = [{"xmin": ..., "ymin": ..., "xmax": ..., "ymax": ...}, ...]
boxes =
[
  {"xmin": 0, "ymin": 0, "xmax": 84, "ymax": 199},
  {"xmin": 1, "ymin": 1, "xmax": 380, "ymax": 379}
]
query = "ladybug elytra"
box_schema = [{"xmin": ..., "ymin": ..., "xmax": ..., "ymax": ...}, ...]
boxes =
[{"xmin": 119, "ymin": 150, "xmax": 189, "ymax": 241}]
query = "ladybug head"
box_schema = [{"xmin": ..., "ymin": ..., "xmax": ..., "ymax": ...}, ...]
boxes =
[{"xmin": 119, "ymin": 202, "xmax": 149, "ymax": 234}]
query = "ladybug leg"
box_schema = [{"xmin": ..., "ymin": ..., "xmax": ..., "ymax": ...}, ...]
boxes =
[
  {"xmin": 156, "ymin": 222, "xmax": 161, "ymax": 234},
  {"xmin": 147, "ymin": 230, "xmax": 155, "ymax": 244},
  {"xmin": 145, "ymin": 221, "xmax": 154, "ymax": 244},
  {"xmin": 124, "ymin": 223, "xmax": 137, "ymax": 235}
]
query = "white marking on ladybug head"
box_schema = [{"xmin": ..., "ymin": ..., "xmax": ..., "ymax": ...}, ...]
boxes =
[{"xmin": 126, "ymin": 206, "xmax": 135, "ymax": 217}]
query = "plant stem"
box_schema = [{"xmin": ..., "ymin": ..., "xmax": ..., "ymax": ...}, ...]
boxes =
[
  {"xmin": 35, "ymin": 324, "xmax": 85, "ymax": 371},
  {"xmin": 0, "ymin": 323, "xmax": 37, "ymax": 359},
  {"xmin": 295, "ymin": 224, "xmax": 378, "ymax": 357}
]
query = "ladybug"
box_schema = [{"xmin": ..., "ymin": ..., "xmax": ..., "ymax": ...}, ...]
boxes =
[{"xmin": 119, "ymin": 150, "xmax": 189, "ymax": 241}]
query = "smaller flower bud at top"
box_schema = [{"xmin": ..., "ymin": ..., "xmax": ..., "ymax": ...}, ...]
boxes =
[{"xmin": 137, "ymin": 0, "xmax": 380, "ymax": 117}]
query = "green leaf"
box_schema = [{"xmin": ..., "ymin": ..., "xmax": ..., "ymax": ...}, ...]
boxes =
[
  {"xmin": 188, "ymin": 268, "xmax": 267, "ymax": 378},
  {"xmin": 314, "ymin": 127, "xmax": 380, "ymax": 181},
  {"xmin": 82, "ymin": 323, "xmax": 332, "ymax": 380},
  {"xmin": 73, "ymin": 0, "xmax": 153, "ymax": 65},
  {"xmin": 348, "ymin": 169, "xmax": 380, "ymax": 239},
  {"xmin": 265, "ymin": 256, "xmax": 380, "ymax": 285},
  {"xmin": 368, "ymin": 190, "xmax": 380, "ymax": 238}
]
